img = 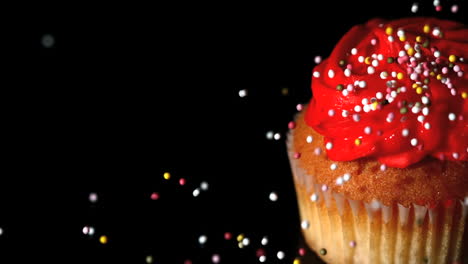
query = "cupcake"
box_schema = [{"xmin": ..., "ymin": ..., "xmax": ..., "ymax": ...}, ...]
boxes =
[{"xmin": 287, "ymin": 18, "xmax": 468, "ymax": 263}]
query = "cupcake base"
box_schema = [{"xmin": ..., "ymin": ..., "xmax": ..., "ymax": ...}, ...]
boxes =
[{"xmin": 288, "ymin": 135, "xmax": 468, "ymax": 264}]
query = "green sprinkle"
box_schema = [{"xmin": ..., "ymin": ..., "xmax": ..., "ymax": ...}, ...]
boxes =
[
  {"xmin": 449, "ymin": 63, "xmax": 454, "ymax": 68},
  {"xmin": 400, "ymin": 107, "xmax": 407, "ymax": 114},
  {"xmin": 387, "ymin": 57, "xmax": 394, "ymax": 63},
  {"xmin": 336, "ymin": 84, "xmax": 344, "ymax": 91},
  {"xmin": 417, "ymin": 218, "xmax": 424, "ymax": 226},
  {"xmin": 423, "ymin": 40, "xmax": 429, "ymax": 48},
  {"xmin": 320, "ymin": 248, "xmax": 327, "ymax": 255},
  {"xmin": 424, "ymin": 78, "xmax": 430, "ymax": 84},
  {"xmin": 338, "ymin": 60, "xmax": 346, "ymax": 67}
]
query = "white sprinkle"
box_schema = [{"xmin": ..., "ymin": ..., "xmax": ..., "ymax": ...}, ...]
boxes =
[
  {"xmin": 448, "ymin": 113, "xmax": 456, "ymax": 121},
  {"xmin": 359, "ymin": 81, "xmax": 367, "ymax": 88},
  {"xmin": 358, "ymin": 56, "xmax": 365, "ymax": 63},
  {"xmin": 261, "ymin": 236, "xmax": 268, "ymax": 246},
  {"xmin": 432, "ymin": 28, "xmax": 441, "ymax": 37},
  {"xmin": 362, "ymin": 98, "xmax": 369, "ymax": 105},
  {"xmin": 336, "ymin": 177, "xmax": 344, "ymax": 185},
  {"xmin": 314, "ymin": 56, "xmax": 322, "ymax": 64},
  {"xmin": 306, "ymin": 135, "xmax": 313, "ymax": 143},
  {"xmin": 238, "ymin": 89, "xmax": 247, "ymax": 98},
  {"xmin": 343, "ymin": 173, "xmax": 351, "ymax": 182},
  {"xmin": 404, "ymin": 43, "xmax": 411, "ymax": 50},
  {"xmin": 377, "ymin": 54, "xmax": 384, "ymax": 60},
  {"xmin": 259, "ymin": 256, "xmax": 266, "ymax": 262},
  {"xmin": 193, "ymin": 188, "xmax": 201, "ymax": 197},
  {"xmin": 434, "ymin": 51, "xmax": 441, "ymax": 58},
  {"xmin": 372, "ymin": 60, "xmax": 379, "ymax": 67},
  {"xmin": 301, "ymin": 220, "xmax": 310, "ymax": 230},
  {"xmin": 424, "ymin": 122, "xmax": 431, "ymax": 130},
  {"xmin": 274, "ymin": 133, "xmax": 281, "ymax": 140},
  {"xmin": 347, "ymin": 84, "xmax": 354, "ymax": 92},
  {"xmin": 380, "ymin": 71, "xmax": 388, "ymax": 79},
  {"xmin": 200, "ymin": 181, "xmax": 209, "ymax": 191},
  {"xmin": 269, "ymin": 192, "xmax": 278, "ymax": 202},
  {"xmin": 344, "ymin": 68, "xmax": 351, "ymax": 77},
  {"xmin": 342, "ymin": 110, "xmax": 349, "ymax": 117},
  {"xmin": 364, "ymin": 126, "xmax": 372, "ymax": 134},
  {"xmin": 380, "ymin": 164, "xmax": 387, "ymax": 171},
  {"xmin": 198, "ymin": 235, "xmax": 208, "ymax": 245},
  {"xmin": 363, "ymin": 105, "xmax": 371, "ymax": 112},
  {"xmin": 367, "ymin": 66, "xmax": 375, "ymax": 74},
  {"xmin": 453, "ymin": 152, "xmax": 459, "ymax": 159},
  {"xmin": 266, "ymin": 131, "xmax": 274, "ymax": 140},
  {"xmin": 390, "ymin": 91, "xmax": 397, "ymax": 98},
  {"xmin": 417, "ymin": 115, "xmax": 425, "ymax": 123},
  {"xmin": 330, "ymin": 163, "xmax": 338, "ymax": 170},
  {"xmin": 310, "ymin": 193, "xmax": 318, "ymax": 202},
  {"xmin": 351, "ymin": 48, "xmax": 358, "ymax": 55},
  {"xmin": 353, "ymin": 114, "xmax": 360, "ymax": 122},
  {"xmin": 376, "ymin": 92, "xmax": 383, "ymax": 99},
  {"xmin": 411, "ymin": 106, "xmax": 421, "ymax": 114},
  {"xmin": 397, "ymin": 29, "xmax": 405, "ymax": 37},
  {"xmin": 326, "ymin": 142, "xmax": 333, "ymax": 150},
  {"xmin": 313, "ymin": 71, "xmax": 320, "ymax": 78},
  {"xmin": 342, "ymin": 89, "xmax": 349, "ymax": 96},
  {"xmin": 277, "ymin": 251, "xmax": 285, "ymax": 260},
  {"xmin": 41, "ymin": 34, "xmax": 55, "ymax": 48},
  {"xmin": 410, "ymin": 72, "xmax": 418, "ymax": 81},
  {"xmin": 421, "ymin": 96, "xmax": 429, "ymax": 105},
  {"xmin": 411, "ymin": 138, "xmax": 418, "ymax": 146},
  {"xmin": 388, "ymin": 36, "xmax": 394, "ymax": 42},
  {"xmin": 328, "ymin": 69, "xmax": 335, "ymax": 78},
  {"xmin": 242, "ymin": 237, "xmax": 250, "ymax": 246},
  {"xmin": 433, "ymin": 0, "xmax": 440, "ymax": 6},
  {"xmin": 422, "ymin": 107, "xmax": 429, "ymax": 116},
  {"xmin": 402, "ymin": 129, "xmax": 409, "ymax": 137},
  {"xmin": 328, "ymin": 109, "xmax": 335, "ymax": 117},
  {"xmin": 399, "ymin": 50, "xmax": 406, "ymax": 57},
  {"xmin": 411, "ymin": 2, "xmax": 419, "ymax": 13},
  {"xmin": 354, "ymin": 105, "xmax": 362, "ymax": 112}
]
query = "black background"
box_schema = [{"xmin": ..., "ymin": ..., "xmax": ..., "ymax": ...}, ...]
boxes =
[{"xmin": 0, "ymin": 2, "xmax": 466, "ymax": 263}]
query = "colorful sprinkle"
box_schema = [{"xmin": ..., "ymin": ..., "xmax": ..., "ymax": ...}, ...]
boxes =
[
  {"xmin": 99, "ymin": 235, "xmax": 108, "ymax": 244},
  {"xmin": 163, "ymin": 172, "xmax": 171, "ymax": 180},
  {"xmin": 320, "ymin": 248, "xmax": 327, "ymax": 255},
  {"xmin": 269, "ymin": 192, "xmax": 278, "ymax": 202}
]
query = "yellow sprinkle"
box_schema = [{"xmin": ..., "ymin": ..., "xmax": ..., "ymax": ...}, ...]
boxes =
[
  {"xmin": 365, "ymin": 57, "xmax": 372, "ymax": 65},
  {"xmin": 238, "ymin": 242, "xmax": 244, "ymax": 248},
  {"xmin": 423, "ymin": 24, "xmax": 430, "ymax": 34},
  {"xmin": 416, "ymin": 36, "xmax": 422, "ymax": 42},
  {"xmin": 293, "ymin": 258, "xmax": 301, "ymax": 264},
  {"xmin": 430, "ymin": 72, "xmax": 435, "ymax": 76},
  {"xmin": 412, "ymin": 83, "xmax": 418, "ymax": 89},
  {"xmin": 397, "ymin": 72, "xmax": 404, "ymax": 80},
  {"xmin": 354, "ymin": 139, "xmax": 362, "ymax": 146},
  {"xmin": 237, "ymin": 234, "xmax": 244, "ymax": 242},
  {"xmin": 416, "ymin": 87, "xmax": 423, "ymax": 94},
  {"xmin": 372, "ymin": 102, "xmax": 378, "ymax": 110},
  {"xmin": 163, "ymin": 172, "xmax": 171, "ymax": 180},
  {"xmin": 99, "ymin": 235, "xmax": 108, "ymax": 244},
  {"xmin": 462, "ymin": 92, "xmax": 467, "ymax": 99},
  {"xmin": 407, "ymin": 48, "xmax": 415, "ymax": 56},
  {"xmin": 385, "ymin": 26, "xmax": 393, "ymax": 35},
  {"xmin": 436, "ymin": 74, "xmax": 442, "ymax": 80},
  {"xmin": 449, "ymin": 55, "xmax": 457, "ymax": 63},
  {"xmin": 399, "ymin": 36, "xmax": 406, "ymax": 42}
]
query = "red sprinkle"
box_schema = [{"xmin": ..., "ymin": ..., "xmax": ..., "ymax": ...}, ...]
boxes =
[
  {"xmin": 288, "ymin": 121, "xmax": 296, "ymax": 129},
  {"xmin": 256, "ymin": 248, "xmax": 266, "ymax": 257},
  {"xmin": 150, "ymin": 192, "xmax": 159, "ymax": 200},
  {"xmin": 179, "ymin": 178, "xmax": 186, "ymax": 186},
  {"xmin": 224, "ymin": 232, "xmax": 232, "ymax": 240},
  {"xmin": 298, "ymin": 247, "xmax": 306, "ymax": 256}
]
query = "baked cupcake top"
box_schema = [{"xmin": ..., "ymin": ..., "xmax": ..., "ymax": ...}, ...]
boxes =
[{"xmin": 305, "ymin": 17, "xmax": 468, "ymax": 168}]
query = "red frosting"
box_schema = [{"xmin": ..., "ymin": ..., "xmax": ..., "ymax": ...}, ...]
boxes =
[{"xmin": 305, "ymin": 17, "xmax": 468, "ymax": 168}]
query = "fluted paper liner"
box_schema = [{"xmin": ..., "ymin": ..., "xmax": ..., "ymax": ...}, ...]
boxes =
[{"xmin": 287, "ymin": 133, "xmax": 468, "ymax": 264}]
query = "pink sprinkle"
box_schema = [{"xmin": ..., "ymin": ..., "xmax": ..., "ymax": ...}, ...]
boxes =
[
  {"xmin": 371, "ymin": 38, "xmax": 377, "ymax": 45},
  {"xmin": 150, "ymin": 192, "xmax": 159, "ymax": 200},
  {"xmin": 349, "ymin": 240, "xmax": 357, "ymax": 248},
  {"xmin": 406, "ymin": 67, "xmax": 413, "ymax": 74},
  {"xmin": 321, "ymin": 184, "xmax": 328, "ymax": 192},
  {"xmin": 314, "ymin": 147, "xmax": 322, "ymax": 155},
  {"xmin": 288, "ymin": 121, "xmax": 296, "ymax": 129},
  {"xmin": 442, "ymin": 67, "xmax": 448, "ymax": 74},
  {"xmin": 296, "ymin": 104, "xmax": 303, "ymax": 111},
  {"xmin": 435, "ymin": 5, "xmax": 442, "ymax": 11},
  {"xmin": 256, "ymin": 248, "xmax": 266, "ymax": 257},
  {"xmin": 294, "ymin": 152, "xmax": 301, "ymax": 159},
  {"xmin": 380, "ymin": 164, "xmax": 387, "ymax": 171},
  {"xmin": 298, "ymin": 248, "xmax": 306, "ymax": 256},
  {"xmin": 417, "ymin": 144, "xmax": 424, "ymax": 151},
  {"xmin": 179, "ymin": 178, "xmax": 186, "ymax": 186},
  {"xmin": 346, "ymin": 64, "xmax": 353, "ymax": 70},
  {"xmin": 224, "ymin": 232, "xmax": 232, "ymax": 240},
  {"xmin": 453, "ymin": 65, "xmax": 461, "ymax": 72},
  {"xmin": 397, "ymin": 56, "xmax": 408, "ymax": 64},
  {"xmin": 377, "ymin": 130, "xmax": 383, "ymax": 136},
  {"xmin": 451, "ymin": 4, "xmax": 458, "ymax": 13},
  {"xmin": 212, "ymin": 254, "xmax": 221, "ymax": 263}
]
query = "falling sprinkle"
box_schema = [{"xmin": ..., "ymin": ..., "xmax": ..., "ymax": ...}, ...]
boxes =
[
  {"xmin": 146, "ymin": 255, "xmax": 154, "ymax": 264},
  {"xmin": 179, "ymin": 178, "xmax": 186, "ymax": 186},
  {"xmin": 281, "ymin": 87, "xmax": 289, "ymax": 96},
  {"xmin": 99, "ymin": 235, "xmax": 108, "ymax": 244},
  {"xmin": 212, "ymin": 254, "xmax": 221, "ymax": 264},
  {"xmin": 296, "ymin": 104, "xmax": 303, "ymax": 111},
  {"xmin": 238, "ymin": 89, "xmax": 247, "ymax": 98},
  {"xmin": 411, "ymin": 2, "xmax": 419, "ymax": 13},
  {"xmin": 261, "ymin": 236, "xmax": 268, "ymax": 246},
  {"xmin": 293, "ymin": 258, "xmax": 301, "ymax": 264},
  {"xmin": 89, "ymin": 192, "xmax": 98, "ymax": 203},
  {"xmin": 288, "ymin": 121, "xmax": 296, "ymax": 129},
  {"xmin": 41, "ymin": 34, "xmax": 55, "ymax": 48},
  {"xmin": 224, "ymin": 232, "xmax": 232, "ymax": 240},
  {"xmin": 193, "ymin": 188, "xmax": 201, "ymax": 197},
  {"xmin": 266, "ymin": 131, "xmax": 274, "ymax": 140},
  {"xmin": 259, "ymin": 256, "xmax": 266, "ymax": 263},
  {"xmin": 150, "ymin": 192, "xmax": 160, "ymax": 200},
  {"xmin": 269, "ymin": 192, "xmax": 278, "ymax": 202},
  {"xmin": 163, "ymin": 172, "xmax": 171, "ymax": 180},
  {"xmin": 277, "ymin": 251, "xmax": 285, "ymax": 260},
  {"xmin": 242, "ymin": 237, "xmax": 250, "ymax": 246},
  {"xmin": 314, "ymin": 56, "xmax": 322, "ymax": 64},
  {"xmin": 451, "ymin": 5, "xmax": 458, "ymax": 13},
  {"xmin": 200, "ymin": 181, "xmax": 209, "ymax": 191},
  {"xmin": 198, "ymin": 235, "xmax": 207, "ymax": 245},
  {"xmin": 299, "ymin": 248, "xmax": 306, "ymax": 256},
  {"xmin": 273, "ymin": 133, "xmax": 281, "ymax": 140}
]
